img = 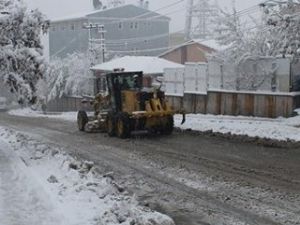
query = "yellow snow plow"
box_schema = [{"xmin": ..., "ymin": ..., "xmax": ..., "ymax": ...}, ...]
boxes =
[{"xmin": 77, "ymin": 71, "xmax": 185, "ymax": 138}]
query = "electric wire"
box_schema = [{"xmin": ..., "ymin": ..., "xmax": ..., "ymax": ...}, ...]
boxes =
[
  {"xmin": 88, "ymin": 0, "xmax": 184, "ymax": 25},
  {"xmin": 50, "ymin": 3, "xmax": 265, "ymax": 58}
]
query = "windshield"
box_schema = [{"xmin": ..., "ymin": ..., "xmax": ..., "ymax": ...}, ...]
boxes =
[{"xmin": 114, "ymin": 73, "xmax": 142, "ymax": 90}]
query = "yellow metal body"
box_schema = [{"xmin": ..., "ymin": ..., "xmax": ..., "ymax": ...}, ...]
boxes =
[
  {"xmin": 121, "ymin": 90, "xmax": 175, "ymax": 130},
  {"xmin": 80, "ymin": 71, "xmax": 185, "ymax": 136},
  {"xmin": 121, "ymin": 91, "xmax": 139, "ymax": 112}
]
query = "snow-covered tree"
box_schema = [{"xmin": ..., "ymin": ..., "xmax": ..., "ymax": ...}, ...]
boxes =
[
  {"xmin": 213, "ymin": 2, "xmax": 282, "ymax": 91},
  {"xmin": 0, "ymin": 0, "xmax": 49, "ymax": 104},
  {"xmin": 47, "ymin": 53, "xmax": 94, "ymax": 100},
  {"xmin": 261, "ymin": 0, "xmax": 300, "ymax": 58},
  {"xmin": 214, "ymin": 1, "xmax": 246, "ymax": 62}
]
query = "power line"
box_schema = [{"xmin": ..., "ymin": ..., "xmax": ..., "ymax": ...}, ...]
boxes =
[
  {"xmin": 83, "ymin": 23, "xmax": 106, "ymax": 64},
  {"xmin": 49, "ymin": 2, "xmax": 186, "ymax": 58},
  {"xmin": 106, "ymin": 37, "xmax": 215, "ymax": 54},
  {"xmin": 140, "ymin": 7, "xmax": 185, "ymax": 20},
  {"xmin": 235, "ymin": 5, "xmax": 260, "ymax": 16},
  {"xmin": 88, "ymin": 0, "xmax": 184, "ymax": 25},
  {"xmin": 51, "ymin": 1, "xmax": 262, "ymax": 58},
  {"xmin": 106, "ymin": 29, "xmax": 185, "ymax": 46},
  {"xmin": 106, "ymin": 33, "xmax": 170, "ymax": 44},
  {"xmin": 51, "ymin": 36, "xmax": 79, "ymax": 58},
  {"xmin": 185, "ymin": 1, "xmax": 262, "ymax": 40}
]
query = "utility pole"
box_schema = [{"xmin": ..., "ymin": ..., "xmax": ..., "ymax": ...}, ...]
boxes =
[{"xmin": 83, "ymin": 23, "xmax": 106, "ymax": 65}]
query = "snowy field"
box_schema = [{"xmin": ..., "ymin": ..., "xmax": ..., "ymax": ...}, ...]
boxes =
[
  {"xmin": 9, "ymin": 108, "xmax": 300, "ymax": 142},
  {"xmin": 0, "ymin": 126, "xmax": 174, "ymax": 225}
]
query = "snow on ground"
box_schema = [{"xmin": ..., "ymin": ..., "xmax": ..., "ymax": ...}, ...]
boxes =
[
  {"xmin": 9, "ymin": 108, "xmax": 77, "ymax": 122},
  {"xmin": 9, "ymin": 108, "xmax": 300, "ymax": 142},
  {"xmin": 175, "ymin": 111, "xmax": 300, "ymax": 142},
  {"xmin": 0, "ymin": 126, "xmax": 174, "ymax": 225},
  {"xmin": 0, "ymin": 140, "xmax": 66, "ymax": 225}
]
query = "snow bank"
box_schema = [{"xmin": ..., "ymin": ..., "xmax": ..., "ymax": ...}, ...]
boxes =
[
  {"xmin": 0, "ymin": 126, "xmax": 174, "ymax": 225},
  {"xmin": 175, "ymin": 113, "xmax": 300, "ymax": 142},
  {"xmin": 9, "ymin": 108, "xmax": 77, "ymax": 122}
]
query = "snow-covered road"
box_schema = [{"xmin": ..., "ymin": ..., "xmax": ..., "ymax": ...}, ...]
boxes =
[
  {"xmin": 0, "ymin": 128, "xmax": 175, "ymax": 225},
  {"xmin": 0, "ymin": 140, "xmax": 65, "ymax": 225},
  {"xmin": 8, "ymin": 108, "xmax": 300, "ymax": 143},
  {"xmin": 1, "ymin": 112, "xmax": 300, "ymax": 225}
]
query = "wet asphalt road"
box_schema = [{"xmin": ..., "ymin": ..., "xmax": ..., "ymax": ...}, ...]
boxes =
[{"xmin": 0, "ymin": 112, "xmax": 300, "ymax": 225}]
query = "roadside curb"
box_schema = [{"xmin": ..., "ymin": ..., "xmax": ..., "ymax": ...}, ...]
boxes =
[{"xmin": 174, "ymin": 127, "xmax": 300, "ymax": 148}]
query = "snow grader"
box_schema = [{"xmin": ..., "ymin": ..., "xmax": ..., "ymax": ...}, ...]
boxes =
[{"xmin": 77, "ymin": 70, "xmax": 185, "ymax": 138}]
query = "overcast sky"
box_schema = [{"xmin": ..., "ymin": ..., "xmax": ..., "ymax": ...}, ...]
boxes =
[{"xmin": 25, "ymin": 0, "xmax": 264, "ymax": 32}]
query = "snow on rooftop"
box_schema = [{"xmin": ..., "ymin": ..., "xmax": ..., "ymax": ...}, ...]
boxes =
[
  {"xmin": 51, "ymin": 9, "xmax": 101, "ymax": 22},
  {"xmin": 51, "ymin": 4, "xmax": 168, "ymax": 23},
  {"xmin": 159, "ymin": 39, "xmax": 225, "ymax": 57},
  {"xmin": 50, "ymin": 4, "xmax": 128, "ymax": 22},
  {"xmin": 193, "ymin": 39, "xmax": 229, "ymax": 51},
  {"xmin": 91, "ymin": 56, "xmax": 184, "ymax": 74}
]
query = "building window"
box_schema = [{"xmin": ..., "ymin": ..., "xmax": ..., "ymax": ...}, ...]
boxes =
[
  {"xmin": 61, "ymin": 24, "xmax": 66, "ymax": 30},
  {"xmin": 135, "ymin": 22, "xmax": 138, "ymax": 29},
  {"xmin": 71, "ymin": 24, "xmax": 75, "ymax": 30},
  {"xmin": 119, "ymin": 22, "xmax": 123, "ymax": 29},
  {"xmin": 51, "ymin": 26, "xmax": 56, "ymax": 32},
  {"xmin": 130, "ymin": 22, "xmax": 134, "ymax": 29}
]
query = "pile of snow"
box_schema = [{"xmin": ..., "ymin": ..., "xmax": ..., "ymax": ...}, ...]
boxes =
[
  {"xmin": 9, "ymin": 108, "xmax": 77, "ymax": 122},
  {"xmin": 0, "ymin": 126, "xmax": 174, "ymax": 225},
  {"xmin": 175, "ymin": 112, "xmax": 300, "ymax": 142}
]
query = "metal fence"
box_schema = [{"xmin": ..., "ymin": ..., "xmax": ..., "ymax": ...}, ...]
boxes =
[
  {"xmin": 208, "ymin": 57, "xmax": 291, "ymax": 92},
  {"xmin": 47, "ymin": 96, "xmax": 93, "ymax": 112},
  {"xmin": 164, "ymin": 58, "xmax": 300, "ymax": 118},
  {"xmin": 164, "ymin": 57, "xmax": 293, "ymax": 95}
]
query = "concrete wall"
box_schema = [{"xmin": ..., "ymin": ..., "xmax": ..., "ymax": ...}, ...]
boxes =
[{"xmin": 167, "ymin": 91, "xmax": 297, "ymax": 118}]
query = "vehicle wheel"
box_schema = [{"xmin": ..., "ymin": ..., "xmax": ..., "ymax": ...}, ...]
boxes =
[
  {"xmin": 162, "ymin": 115, "xmax": 174, "ymax": 135},
  {"xmin": 116, "ymin": 113, "xmax": 131, "ymax": 139},
  {"xmin": 107, "ymin": 113, "xmax": 116, "ymax": 137},
  {"xmin": 77, "ymin": 111, "xmax": 88, "ymax": 131}
]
